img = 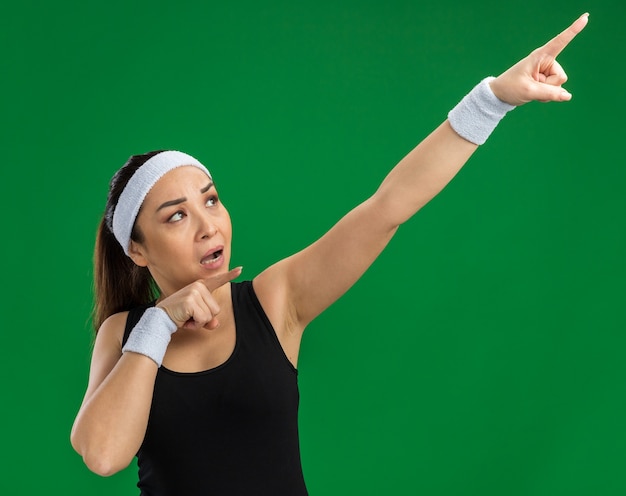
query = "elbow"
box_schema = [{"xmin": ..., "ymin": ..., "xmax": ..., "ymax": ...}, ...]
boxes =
[
  {"xmin": 85, "ymin": 457, "xmax": 126, "ymax": 477},
  {"xmin": 82, "ymin": 448, "xmax": 132, "ymax": 477},
  {"xmin": 70, "ymin": 427, "xmax": 131, "ymax": 477},
  {"xmin": 367, "ymin": 193, "xmax": 409, "ymax": 231}
]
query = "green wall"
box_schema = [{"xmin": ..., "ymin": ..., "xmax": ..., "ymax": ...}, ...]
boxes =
[{"xmin": 2, "ymin": 0, "xmax": 624, "ymax": 494}]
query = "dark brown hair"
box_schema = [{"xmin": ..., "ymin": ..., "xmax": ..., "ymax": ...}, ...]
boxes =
[{"xmin": 92, "ymin": 150, "xmax": 164, "ymax": 332}]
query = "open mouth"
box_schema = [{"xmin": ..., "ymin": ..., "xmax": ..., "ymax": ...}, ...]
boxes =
[{"xmin": 201, "ymin": 249, "xmax": 223, "ymax": 265}]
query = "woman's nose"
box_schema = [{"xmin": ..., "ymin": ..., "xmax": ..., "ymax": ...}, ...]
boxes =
[{"xmin": 198, "ymin": 215, "xmax": 218, "ymax": 239}]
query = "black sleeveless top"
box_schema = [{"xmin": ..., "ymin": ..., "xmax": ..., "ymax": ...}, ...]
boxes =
[{"xmin": 123, "ymin": 281, "xmax": 308, "ymax": 495}]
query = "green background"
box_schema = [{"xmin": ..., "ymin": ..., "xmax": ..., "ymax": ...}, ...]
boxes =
[{"xmin": 2, "ymin": 0, "xmax": 624, "ymax": 494}]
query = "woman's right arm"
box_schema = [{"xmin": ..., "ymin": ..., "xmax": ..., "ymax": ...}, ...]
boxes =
[
  {"xmin": 70, "ymin": 312, "xmax": 159, "ymax": 477},
  {"xmin": 70, "ymin": 268, "xmax": 242, "ymax": 476}
]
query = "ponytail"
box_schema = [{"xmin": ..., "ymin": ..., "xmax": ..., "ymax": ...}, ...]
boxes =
[
  {"xmin": 92, "ymin": 216, "xmax": 157, "ymax": 332},
  {"xmin": 91, "ymin": 150, "xmax": 164, "ymax": 333}
]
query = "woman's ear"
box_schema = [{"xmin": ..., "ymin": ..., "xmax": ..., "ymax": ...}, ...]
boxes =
[{"xmin": 128, "ymin": 240, "xmax": 149, "ymax": 267}]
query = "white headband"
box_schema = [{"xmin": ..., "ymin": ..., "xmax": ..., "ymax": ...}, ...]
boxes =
[{"xmin": 112, "ymin": 150, "xmax": 212, "ymax": 255}]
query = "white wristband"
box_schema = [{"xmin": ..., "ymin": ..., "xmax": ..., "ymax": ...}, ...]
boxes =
[
  {"xmin": 122, "ymin": 307, "xmax": 178, "ymax": 367},
  {"xmin": 448, "ymin": 77, "xmax": 515, "ymax": 145}
]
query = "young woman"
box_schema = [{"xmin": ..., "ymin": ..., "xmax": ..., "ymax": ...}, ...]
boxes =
[{"xmin": 71, "ymin": 13, "xmax": 589, "ymax": 495}]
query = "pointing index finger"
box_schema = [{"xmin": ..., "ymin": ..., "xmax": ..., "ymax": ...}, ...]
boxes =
[
  {"xmin": 541, "ymin": 13, "xmax": 589, "ymax": 58},
  {"xmin": 202, "ymin": 266, "xmax": 243, "ymax": 292}
]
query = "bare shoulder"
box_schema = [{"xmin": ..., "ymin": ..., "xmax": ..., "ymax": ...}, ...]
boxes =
[
  {"xmin": 253, "ymin": 260, "xmax": 294, "ymax": 330},
  {"xmin": 96, "ymin": 311, "xmax": 131, "ymax": 350}
]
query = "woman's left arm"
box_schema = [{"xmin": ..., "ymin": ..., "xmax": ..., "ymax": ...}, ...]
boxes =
[{"xmin": 254, "ymin": 14, "xmax": 589, "ymax": 340}]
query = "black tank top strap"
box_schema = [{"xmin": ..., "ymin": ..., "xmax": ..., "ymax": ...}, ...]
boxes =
[
  {"xmin": 233, "ymin": 280, "xmax": 298, "ymax": 374},
  {"xmin": 122, "ymin": 302, "xmax": 155, "ymax": 347}
]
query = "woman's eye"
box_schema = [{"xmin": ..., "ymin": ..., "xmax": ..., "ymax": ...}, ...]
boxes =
[
  {"xmin": 168, "ymin": 211, "xmax": 185, "ymax": 222},
  {"xmin": 206, "ymin": 196, "xmax": 218, "ymax": 207}
]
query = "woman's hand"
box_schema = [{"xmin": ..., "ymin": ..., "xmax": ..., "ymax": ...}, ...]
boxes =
[
  {"xmin": 156, "ymin": 267, "xmax": 242, "ymax": 330},
  {"xmin": 490, "ymin": 13, "xmax": 589, "ymax": 106}
]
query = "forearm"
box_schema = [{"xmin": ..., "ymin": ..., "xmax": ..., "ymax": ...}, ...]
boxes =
[
  {"xmin": 71, "ymin": 353, "xmax": 158, "ymax": 476},
  {"xmin": 374, "ymin": 119, "xmax": 478, "ymax": 227}
]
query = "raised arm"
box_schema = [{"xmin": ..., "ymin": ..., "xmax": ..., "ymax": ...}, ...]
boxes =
[{"xmin": 254, "ymin": 14, "xmax": 589, "ymax": 351}]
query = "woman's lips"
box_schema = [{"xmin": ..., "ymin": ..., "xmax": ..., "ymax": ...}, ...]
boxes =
[{"xmin": 200, "ymin": 246, "xmax": 224, "ymax": 268}]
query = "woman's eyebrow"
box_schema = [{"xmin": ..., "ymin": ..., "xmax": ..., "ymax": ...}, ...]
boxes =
[
  {"xmin": 156, "ymin": 182, "xmax": 214, "ymax": 212},
  {"xmin": 157, "ymin": 197, "xmax": 186, "ymax": 211}
]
